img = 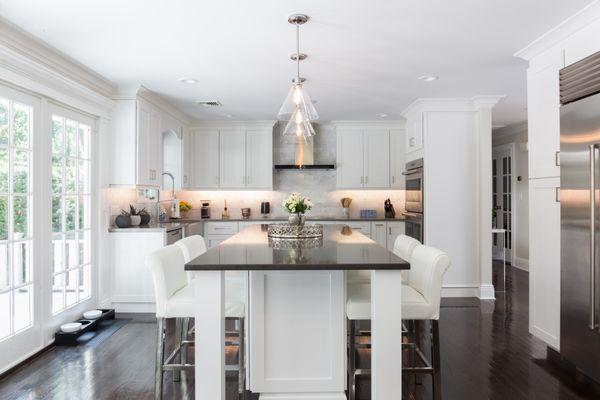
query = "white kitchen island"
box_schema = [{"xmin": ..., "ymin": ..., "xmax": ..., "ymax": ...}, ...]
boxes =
[{"xmin": 185, "ymin": 224, "xmax": 409, "ymax": 400}]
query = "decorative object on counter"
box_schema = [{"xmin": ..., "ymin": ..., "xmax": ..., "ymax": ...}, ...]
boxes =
[
  {"xmin": 201, "ymin": 200, "xmax": 211, "ymax": 219},
  {"xmin": 269, "ymin": 236, "xmax": 323, "ymax": 250},
  {"xmin": 222, "ymin": 200, "xmax": 230, "ymax": 219},
  {"xmin": 268, "ymin": 223, "xmax": 323, "ymax": 238},
  {"xmin": 283, "ymin": 192, "xmax": 312, "ymax": 226},
  {"xmin": 128, "ymin": 205, "xmax": 143, "ymax": 226},
  {"xmin": 340, "ymin": 197, "xmax": 352, "ymax": 219},
  {"xmin": 242, "ymin": 208, "xmax": 251, "ymax": 219},
  {"xmin": 158, "ymin": 204, "xmax": 167, "ymax": 222},
  {"xmin": 139, "ymin": 209, "xmax": 151, "ymax": 225},
  {"xmin": 360, "ymin": 209, "xmax": 377, "ymax": 219},
  {"xmin": 60, "ymin": 322, "xmax": 82, "ymax": 333},
  {"xmin": 277, "ymin": 14, "xmax": 318, "ymax": 142},
  {"xmin": 83, "ymin": 310, "xmax": 102, "ymax": 320},
  {"xmin": 179, "ymin": 201, "xmax": 192, "ymax": 217},
  {"xmin": 261, "ymin": 201, "xmax": 271, "ymax": 218},
  {"xmin": 384, "ymin": 198, "xmax": 396, "ymax": 219},
  {"xmin": 114, "ymin": 211, "xmax": 131, "ymax": 228}
]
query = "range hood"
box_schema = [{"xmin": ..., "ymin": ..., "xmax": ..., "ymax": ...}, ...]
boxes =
[{"xmin": 274, "ymin": 140, "xmax": 335, "ymax": 170}]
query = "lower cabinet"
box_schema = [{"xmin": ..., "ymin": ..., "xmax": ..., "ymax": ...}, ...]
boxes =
[
  {"xmin": 110, "ymin": 231, "xmax": 166, "ymax": 312},
  {"xmin": 386, "ymin": 221, "xmax": 406, "ymax": 250},
  {"xmin": 529, "ymin": 177, "xmax": 561, "ymax": 349}
]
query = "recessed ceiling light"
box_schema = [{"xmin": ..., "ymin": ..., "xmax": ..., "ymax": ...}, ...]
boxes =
[
  {"xmin": 178, "ymin": 77, "xmax": 198, "ymax": 84},
  {"xmin": 418, "ymin": 75, "xmax": 439, "ymax": 82},
  {"xmin": 223, "ymin": 114, "xmax": 234, "ymax": 118},
  {"xmin": 376, "ymin": 113, "xmax": 388, "ymax": 118}
]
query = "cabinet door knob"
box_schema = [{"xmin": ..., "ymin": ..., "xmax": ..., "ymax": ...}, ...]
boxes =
[
  {"xmin": 389, "ymin": 227, "xmax": 392, "ymax": 235},
  {"xmin": 392, "ymin": 175, "xmax": 395, "ymax": 184}
]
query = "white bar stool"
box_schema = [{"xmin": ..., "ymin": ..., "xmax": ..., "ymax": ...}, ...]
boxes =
[
  {"xmin": 346, "ymin": 244, "xmax": 450, "ymax": 400},
  {"xmin": 175, "ymin": 235, "xmax": 247, "ymax": 395},
  {"xmin": 147, "ymin": 242, "xmax": 245, "ymax": 400}
]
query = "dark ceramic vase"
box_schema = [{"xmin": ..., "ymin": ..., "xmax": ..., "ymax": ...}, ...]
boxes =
[
  {"xmin": 115, "ymin": 214, "xmax": 131, "ymax": 228},
  {"xmin": 140, "ymin": 213, "xmax": 151, "ymax": 225}
]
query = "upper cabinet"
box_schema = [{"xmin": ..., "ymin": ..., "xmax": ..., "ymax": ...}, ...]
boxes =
[
  {"xmin": 108, "ymin": 87, "xmax": 191, "ymax": 188},
  {"xmin": 335, "ymin": 123, "xmax": 405, "ymax": 190},
  {"xmin": 190, "ymin": 123, "xmax": 274, "ymax": 190}
]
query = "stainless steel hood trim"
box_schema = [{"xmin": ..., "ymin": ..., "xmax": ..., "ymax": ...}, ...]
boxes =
[{"xmin": 560, "ymin": 51, "xmax": 600, "ymax": 105}]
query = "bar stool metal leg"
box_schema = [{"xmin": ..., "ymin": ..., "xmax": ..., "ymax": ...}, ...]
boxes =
[
  {"xmin": 155, "ymin": 317, "xmax": 165, "ymax": 400},
  {"xmin": 173, "ymin": 318, "xmax": 183, "ymax": 382},
  {"xmin": 181, "ymin": 317, "xmax": 190, "ymax": 378},
  {"xmin": 432, "ymin": 320, "xmax": 442, "ymax": 400},
  {"xmin": 348, "ymin": 319, "xmax": 357, "ymax": 400},
  {"xmin": 238, "ymin": 317, "xmax": 245, "ymax": 396}
]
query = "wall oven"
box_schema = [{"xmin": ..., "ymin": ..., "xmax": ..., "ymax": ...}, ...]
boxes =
[{"xmin": 403, "ymin": 158, "xmax": 424, "ymax": 242}]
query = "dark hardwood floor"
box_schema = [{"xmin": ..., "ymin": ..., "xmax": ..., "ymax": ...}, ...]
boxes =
[{"xmin": 0, "ymin": 263, "xmax": 598, "ymax": 399}]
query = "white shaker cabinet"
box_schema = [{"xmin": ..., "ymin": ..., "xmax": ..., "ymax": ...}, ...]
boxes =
[
  {"xmin": 364, "ymin": 130, "xmax": 390, "ymax": 188},
  {"xmin": 246, "ymin": 130, "xmax": 273, "ymax": 189},
  {"xmin": 405, "ymin": 115, "xmax": 423, "ymax": 156},
  {"xmin": 219, "ymin": 130, "xmax": 246, "ymax": 189},
  {"xmin": 386, "ymin": 221, "xmax": 406, "ymax": 250},
  {"xmin": 371, "ymin": 221, "xmax": 388, "ymax": 247},
  {"xmin": 136, "ymin": 98, "xmax": 162, "ymax": 186},
  {"xmin": 390, "ymin": 129, "xmax": 406, "ymax": 188},
  {"xmin": 527, "ymin": 57, "xmax": 563, "ymax": 179},
  {"xmin": 336, "ymin": 130, "xmax": 364, "ymax": 188},
  {"xmin": 192, "ymin": 130, "xmax": 220, "ymax": 189},
  {"xmin": 529, "ymin": 177, "xmax": 561, "ymax": 349}
]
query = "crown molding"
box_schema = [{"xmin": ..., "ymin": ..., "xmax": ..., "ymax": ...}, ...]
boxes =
[
  {"xmin": 330, "ymin": 120, "xmax": 406, "ymax": 129},
  {"xmin": 514, "ymin": 1, "xmax": 600, "ymax": 61},
  {"xmin": 0, "ymin": 16, "xmax": 115, "ymax": 98},
  {"xmin": 401, "ymin": 96, "xmax": 504, "ymax": 117},
  {"xmin": 189, "ymin": 120, "xmax": 277, "ymax": 130}
]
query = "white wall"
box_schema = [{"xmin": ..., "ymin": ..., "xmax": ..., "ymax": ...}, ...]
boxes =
[{"xmin": 493, "ymin": 123, "xmax": 529, "ymax": 270}]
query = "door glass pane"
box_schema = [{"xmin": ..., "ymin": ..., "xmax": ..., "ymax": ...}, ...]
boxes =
[
  {"xmin": 52, "ymin": 156, "xmax": 63, "ymax": 194},
  {"xmin": 13, "ymin": 195, "xmax": 28, "ymax": 238},
  {"xmin": 52, "ymin": 234, "xmax": 64, "ymax": 274},
  {"xmin": 65, "ymin": 196, "xmax": 76, "ymax": 231},
  {"xmin": 78, "ymin": 124, "xmax": 90, "ymax": 159},
  {"xmin": 66, "ymin": 268, "xmax": 78, "ymax": 306},
  {"xmin": 65, "ymin": 120, "xmax": 76, "ymax": 157},
  {"xmin": 0, "ymin": 196, "xmax": 7, "ymax": 241},
  {"xmin": 12, "ymin": 241, "xmax": 29, "ymax": 286},
  {"xmin": 13, "ymin": 150, "xmax": 29, "ymax": 193},
  {"xmin": 13, "ymin": 284, "xmax": 31, "ymax": 332},
  {"xmin": 0, "ymin": 291, "xmax": 10, "ymax": 340},
  {"xmin": 0, "ymin": 148, "xmax": 8, "ymax": 193},
  {"xmin": 12, "ymin": 103, "xmax": 30, "ymax": 149},
  {"xmin": 78, "ymin": 159, "xmax": 90, "ymax": 194},
  {"xmin": 52, "ymin": 116, "xmax": 63, "ymax": 154},
  {"xmin": 66, "ymin": 232, "xmax": 77, "ymax": 269},
  {"xmin": 0, "ymin": 99, "xmax": 8, "ymax": 146},
  {"xmin": 52, "ymin": 196, "xmax": 63, "ymax": 233},
  {"xmin": 0, "ymin": 243, "xmax": 8, "ymax": 292},
  {"xmin": 65, "ymin": 158, "xmax": 76, "ymax": 193},
  {"xmin": 52, "ymin": 273, "xmax": 64, "ymax": 314}
]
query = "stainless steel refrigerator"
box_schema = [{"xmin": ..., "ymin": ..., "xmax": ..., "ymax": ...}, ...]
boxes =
[{"xmin": 560, "ymin": 51, "xmax": 600, "ymax": 383}]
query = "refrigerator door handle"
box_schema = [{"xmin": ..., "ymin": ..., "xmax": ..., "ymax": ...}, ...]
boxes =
[{"xmin": 590, "ymin": 144, "xmax": 598, "ymax": 330}]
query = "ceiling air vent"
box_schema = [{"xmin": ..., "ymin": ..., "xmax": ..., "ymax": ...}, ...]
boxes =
[{"xmin": 195, "ymin": 100, "xmax": 222, "ymax": 107}]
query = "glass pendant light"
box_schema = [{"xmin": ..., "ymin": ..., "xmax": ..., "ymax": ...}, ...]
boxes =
[{"xmin": 278, "ymin": 14, "xmax": 319, "ymax": 139}]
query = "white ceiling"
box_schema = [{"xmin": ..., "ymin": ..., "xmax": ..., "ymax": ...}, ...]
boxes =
[{"xmin": 0, "ymin": 0, "xmax": 593, "ymax": 125}]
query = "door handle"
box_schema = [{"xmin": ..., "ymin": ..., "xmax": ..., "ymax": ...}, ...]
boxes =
[
  {"xmin": 555, "ymin": 151, "xmax": 561, "ymax": 166},
  {"xmin": 590, "ymin": 144, "xmax": 597, "ymax": 330},
  {"xmin": 555, "ymin": 187, "xmax": 560, "ymax": 203}
]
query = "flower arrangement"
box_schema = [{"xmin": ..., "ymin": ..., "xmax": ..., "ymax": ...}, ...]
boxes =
[
  {"xmin": 282, "ymin": 192, "xmax": 312, "ymax": 214},
  {"xmin": 179, "ymin": 201, "xmax": 192, "ymax": 213}
]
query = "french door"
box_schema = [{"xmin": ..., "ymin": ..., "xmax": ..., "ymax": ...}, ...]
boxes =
[{"xmin": 0, "ymin": 84, "xmax": 41, "ymax": 371}]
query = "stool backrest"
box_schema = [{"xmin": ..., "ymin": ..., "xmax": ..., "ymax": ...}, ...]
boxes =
[
  {"xmin": 147, "ymin": 244, "xmax": 188, "ymax": 318},
  {"xmin": 175, "ymin": 235, "xmax": 207, "ymax": 262},
  {"xmin": 408, "ymin": 245, "xmax": 450, "ymax": 319},
  {"xmin": 393, "ymin": 234, "xmax": 421, "ymax": 261}
]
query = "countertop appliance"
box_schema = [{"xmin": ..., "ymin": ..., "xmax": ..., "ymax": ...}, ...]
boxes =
[
  {"xmin": 201, "ymin": 200, "xmax": 211, "ymax": 219},
  {"xmin": 560, "ymin": 50, "xmax": 600, "ymax": 384},
  {"xmin": 404, "ymin": 158, "xmax": 424, "ymax": 242}
]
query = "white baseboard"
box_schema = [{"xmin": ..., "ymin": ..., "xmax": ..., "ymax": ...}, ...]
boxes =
[
  {"xmin": 513, "ymin": 257, "xmax": 529, "ymax": 272},
  {"xmin": 441, "ymin": 284, "xmax": 480, "ymax": 298},
  {"xmin": 478, "ymin": 284, "xmax": 496, "ymax": 300}
]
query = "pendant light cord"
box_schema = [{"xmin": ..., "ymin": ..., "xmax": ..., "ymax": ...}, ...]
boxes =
[{"xmin": 296, "ymin": 24, "xmax": 300, "ymax": 81}]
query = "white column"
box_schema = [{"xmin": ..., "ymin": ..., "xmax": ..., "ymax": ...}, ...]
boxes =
[
  {"xmin": 371, "ymin": 270, "xmax": 403, "ymax": 399},
  {"xmin": 194, "ymin": 271, "xmax": 226, "ymax": 400},
  {"xmin": 473, "ymin": 96, "xmax": 504, "ymax": 300}
]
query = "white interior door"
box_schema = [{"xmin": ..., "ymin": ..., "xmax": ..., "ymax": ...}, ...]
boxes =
[
  {"xmin": 0, "ymin": 84, "xmax": 41, "ymax": 373},
  {"xmin": 493, "ymin": 144, "xmax": 514, "ymax": 261}
]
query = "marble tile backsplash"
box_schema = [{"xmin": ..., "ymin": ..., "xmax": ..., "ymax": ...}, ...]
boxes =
[{"xmin": 106, "ymin": 122, "xmax": 406, "ymax": 222}]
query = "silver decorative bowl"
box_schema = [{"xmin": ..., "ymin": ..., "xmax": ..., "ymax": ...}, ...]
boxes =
[
  {"xmin": 267, "ymin": 223, "xmax": 324, "ymax": 238},
  {"xmin": 268, "ymin": 236, "xmax": 323, "ymax": 250}
]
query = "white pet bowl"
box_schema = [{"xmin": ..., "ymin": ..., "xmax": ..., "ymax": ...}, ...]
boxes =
[
  {"xmin": 83, "ymin": 310, "xmax": 102, "ymax": 320},
  {"xmin": 60, "ymin": 322, "xmax": 82, "ymax": 333}
]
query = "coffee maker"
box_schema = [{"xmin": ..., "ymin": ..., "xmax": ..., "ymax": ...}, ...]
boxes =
[{"xmin": 200, "ymin": 200, "xmax": 211, "ymax": 219}]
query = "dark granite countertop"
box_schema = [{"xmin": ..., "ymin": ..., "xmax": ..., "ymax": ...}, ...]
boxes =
[{"xmin": 185, "ymin": 224, "xmax": 410, "ymax": 271}]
